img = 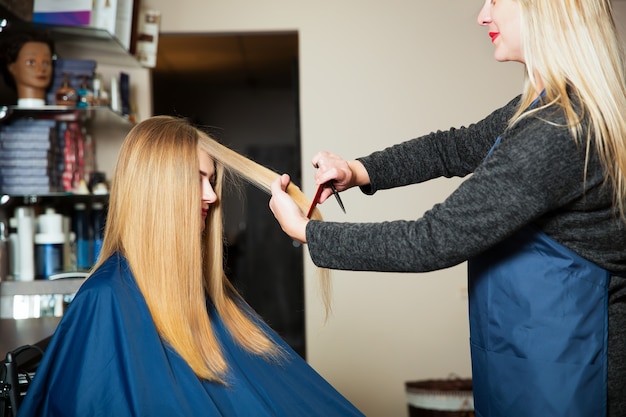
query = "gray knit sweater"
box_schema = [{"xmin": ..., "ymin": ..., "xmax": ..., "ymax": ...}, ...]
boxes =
[
  {"xmin": 306, "ymin": 95, "xmax": 626, "ymax": 273},
  {"xmin": 305, "ymin": 95, "xmax": 626, "ymax": 416}
]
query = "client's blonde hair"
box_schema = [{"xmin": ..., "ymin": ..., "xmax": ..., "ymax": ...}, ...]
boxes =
[{"xmin": 93, "ymin": 115, "xmax": 329, "ymax": 382}]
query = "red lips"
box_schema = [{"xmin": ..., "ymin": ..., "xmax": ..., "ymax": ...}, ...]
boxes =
[{"xmin": 489, "ymin": 32, "xmax": 499, "ymax": 42}]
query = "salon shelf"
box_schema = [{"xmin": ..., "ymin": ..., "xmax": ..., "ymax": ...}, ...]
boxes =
[
  {"xmin": 0, "ymin": 4, "xmax": 148, "ymax": 328},
  {"xmin": 0, "ymin": 105, "xmax": 133, "ymax": 126},
  {"xmin": 0, "ymin": 6, "xmax": 141, "ymax": 69},
  {"xmin": 0, "ymin": 277, "xmax": 86, "ymax": 322},
  {"xmin": 0, "ymin": 277, "xmax": 86, "ymax": 297},
  {"xmin": 0, "ymin": 193, "xmax": 109, "ymax": 209}
]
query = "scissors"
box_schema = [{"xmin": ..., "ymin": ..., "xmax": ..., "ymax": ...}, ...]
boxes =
[{"xmin": 306, "ymin": 181, "xmax": 346, "ymax": 219}]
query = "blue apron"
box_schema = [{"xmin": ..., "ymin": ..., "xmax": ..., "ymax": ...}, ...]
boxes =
[
  {"xmin": 468, "ymin": 128, "xmax": 610, "ymax": 416},
  {"xmin": 468, "ymin": 222, "xmax": 609, "ymax": 417}
]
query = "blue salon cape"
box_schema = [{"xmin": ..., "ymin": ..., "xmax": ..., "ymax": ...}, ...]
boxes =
[
  {"xmin": 17, "ymin": 253, "xmax": 364, "ymax": 417},
  {"xmin": 468, "ymin": 226, "xmax": 609, "ymax": 417}
]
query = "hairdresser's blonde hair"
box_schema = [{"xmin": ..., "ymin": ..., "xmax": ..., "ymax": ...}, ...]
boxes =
[
  {"xmin": 512, "ymin": 0, "xmax": 626, "ymax": 217},
  {"xmin": 93, "ymin": 115, "xmax": 328, "ymax": 382}
]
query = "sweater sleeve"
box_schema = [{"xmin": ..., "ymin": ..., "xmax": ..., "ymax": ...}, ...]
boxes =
[
  {"xmin": 306, "ymin": 102, "xmax": 603, "ymax": 272},
  {"xmin": 357, "ymin": 96, "xmax": 520, "ymax": 194}
]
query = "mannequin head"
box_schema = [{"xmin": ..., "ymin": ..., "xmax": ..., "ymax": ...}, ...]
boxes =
[{"xmin": 1, "ymin": 32, "xmax": 55, "ymax": 105}]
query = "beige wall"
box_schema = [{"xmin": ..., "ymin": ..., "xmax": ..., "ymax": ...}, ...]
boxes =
[{"xmin": 141, "ymin": 1, "xmax": 626, "ymax": 416}]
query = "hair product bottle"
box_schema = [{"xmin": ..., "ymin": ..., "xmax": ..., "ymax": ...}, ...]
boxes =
[
  {"xmin": 35, "ymin": 208, "xmax": 66, "ymax": 279},
  {"xmin": 0, "ymin": 221, "xmax": 9, "ymax": 281},
  {"xmin": 14, "ymin": 207, "xmax": 35, "ymax": 281},
  {"xmin": 92, "ymin": 201, "xmax": 105, "ymax": 263},
  {"xmin": 8, "ymin": 218, "xmax": 19, "ymax": 278},
  {"xmin": 72, "ymin": 202, "xmax": 92, "ymax": 270},
  {"xmin": 55, "ymin": 72, "xmax": 78, "ymax": 106},
  {"xmin": 76, "ymin": 75, "xmax": 93, "ymax": 108}
]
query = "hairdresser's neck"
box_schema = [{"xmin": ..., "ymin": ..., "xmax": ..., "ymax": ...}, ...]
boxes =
[{"xmin": 531, "ymin": 70, "xmax": 545, "ymax": 100}]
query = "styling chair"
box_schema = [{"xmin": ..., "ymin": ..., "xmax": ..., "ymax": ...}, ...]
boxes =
[{"xmin": 0, "ymin": 340, "xmax": 48, "ymax": 417}]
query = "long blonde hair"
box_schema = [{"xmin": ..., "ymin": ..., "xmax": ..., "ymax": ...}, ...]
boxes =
[
  {"xmin": 93, "ymin": 115, "xmax": 329, "ymax": 382},
  {"xmin": 512, "ymin": 0, "xmax": 626, "ymax": 217}
]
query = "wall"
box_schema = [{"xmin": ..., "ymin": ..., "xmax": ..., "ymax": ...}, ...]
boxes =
[{"xmin": 141, "ymin": 1, "xmax": 626, "ymax": 416}]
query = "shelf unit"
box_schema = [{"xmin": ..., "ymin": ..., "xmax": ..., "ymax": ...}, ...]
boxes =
[
  {"xmin": 0, "ymin": 6, "xmax": 142, "ymax": 69},
  {"xmin": 0, "ymin": 107, "xmax": 126, "ymax": 320},
  {"xmin": 0, "ymin": 4, "xmax": 153, "ymax": 126},
  {"xmin": 0, "ymin": 104, "xmax": 133, "ymax": 127},
  {"xmin": 1, "ymin": 278, "xmax": 86, "ymax": 298},
  {"xmin": 0, "ymin": 190, "xmax": 111, "ymax": 321},
  {"xmin": 0, "ymin": 5, "xmax": 150, "ymax": 344}
]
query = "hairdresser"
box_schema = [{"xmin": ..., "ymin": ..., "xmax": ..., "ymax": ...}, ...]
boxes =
[{"xmin": 269, "ymin": 1, "xmax": 626, "ymax": 416}]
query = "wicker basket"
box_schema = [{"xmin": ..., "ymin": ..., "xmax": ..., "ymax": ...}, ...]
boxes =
[{"xmin": 405, "ymin": 378, "xmax": 474, "ymax": 417}]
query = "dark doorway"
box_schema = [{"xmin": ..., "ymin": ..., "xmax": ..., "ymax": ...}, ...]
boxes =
[{"xmin": 151, "ymin": 32, "xmax": 305, "ymax": 357}]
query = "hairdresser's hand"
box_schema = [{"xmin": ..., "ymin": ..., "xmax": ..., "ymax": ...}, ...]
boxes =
[
  {"xmin": 311, "ymin": 151, "xmax": 370, "ymax": 204},
  {"xmin": 270, "ymin": 174, "xmax": 308, "ymax": 243}
]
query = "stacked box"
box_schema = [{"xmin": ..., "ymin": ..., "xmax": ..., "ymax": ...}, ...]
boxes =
[
  {"xmin": 0, "ymin": 119, "xmax": 62, "ymax": 194},
  {"xmin": 32, "ymin": 0, "xmax": 92, "ymax": 26}
]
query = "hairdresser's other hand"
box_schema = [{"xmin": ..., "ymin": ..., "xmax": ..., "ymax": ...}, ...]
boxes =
[
  {"xmin": 311, "ymin": 151, "xmax": 370, "ymax": 204},
  {"xmin": 270, "ymin": 174, "xmax": 308, "ymax": 243}
]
